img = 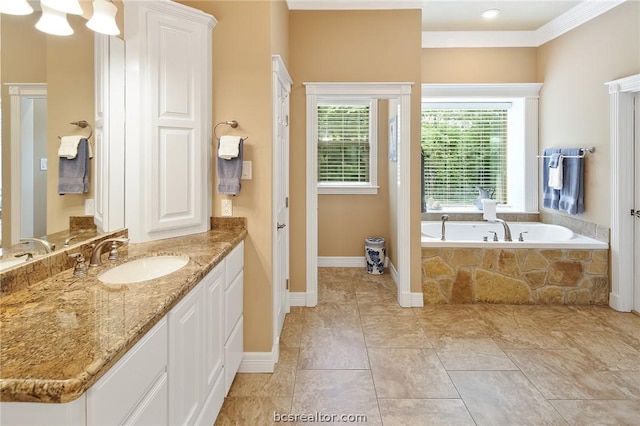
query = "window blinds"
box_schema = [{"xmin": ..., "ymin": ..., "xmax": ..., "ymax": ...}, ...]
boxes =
[
  {"xmin": 421, "ymin": 107, "xmax": 508, "ymax": 206},
  {"xmin": 317, "ymin": 103, "xmax": 370, "ymax": 183}
]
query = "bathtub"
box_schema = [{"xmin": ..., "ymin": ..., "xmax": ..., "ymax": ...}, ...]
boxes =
[{"xmin": 421, "ymin": 221, "xmax": 608, "ymax": 249}]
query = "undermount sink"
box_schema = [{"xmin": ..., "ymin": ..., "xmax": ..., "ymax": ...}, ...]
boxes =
[{"xmin": 98, "ymin": 255, "xmax": 189, "ymax": 284}]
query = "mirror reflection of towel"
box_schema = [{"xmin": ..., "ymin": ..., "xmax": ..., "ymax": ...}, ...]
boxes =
[
  {"xmin": 58, "ymin": 138, "xmax": 90, "ymax": 195},
  {"xmin": 217, "ymin": 138, "xmax": 243, "ymax": 195}
]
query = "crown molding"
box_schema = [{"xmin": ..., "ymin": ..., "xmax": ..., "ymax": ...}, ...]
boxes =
[
  {"xmin": 421, "ymin": 0, "xmax": 627, "ymax": 48},
  {"xmin": 287, "ymin": 0, "xmax": 422, "ymax": 10}
]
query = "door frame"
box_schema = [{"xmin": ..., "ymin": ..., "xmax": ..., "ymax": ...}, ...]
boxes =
[
  {"xmin": 606, "ymin": 73, "xmax": 640, "ymax": 312},
  {"xmin": 272, "ymin": 55, "xmax": 292, "ymax": 357},
  {"xmin": 304, "ymin": 82, "xmax": 413, "ymax": 307},
  {"xmin": 6, "ymin": 83, "xmax": 47, "ymax": 246}
]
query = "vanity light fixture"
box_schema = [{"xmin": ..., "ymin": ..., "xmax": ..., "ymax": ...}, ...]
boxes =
[
  {"xmin": 36, "ymin": 4, "xmax": 74, "ymax": 36},
  {"xmin": 481, "ymin": 8, "xmax": 501, "ymax": 19},
  {"xmin": 41, "ymin": 0, "xmax": 83, "ymax": 15},
  {"xmin": 86, "ymin": 0, "xmax": 120, "ymax": 36},
  {"xmin": 0, "ymin": 0, "xmax": 34, "ymax": 15}
]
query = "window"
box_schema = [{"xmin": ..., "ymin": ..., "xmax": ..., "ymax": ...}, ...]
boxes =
[
  {"xmin": 315, "ymin": 99, "xmax": 378, "ymax": 194},
  {"xmin": 421, "ymin": 83, "xmax": 543, "ymax": 213},
  {"xmin": 422, "ymin": 103, "xmax": 509, "ymax": 206}
]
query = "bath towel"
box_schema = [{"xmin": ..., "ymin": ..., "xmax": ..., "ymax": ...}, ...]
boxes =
[
  {"xmin": 558, "ymin": 148, "xmax": 584, "ymax": 215},
  {"xmin": 548, "ymin": 153, "xmax": 564, "ymax": 190},
  {"xmin": 542, "ymin": 148, "xmax": 561, "ymax": 210},
  {"xmin": 58, "ymin": 137, "xmax": 91, "ymax": 194},
  {"xmin": 218, "ymin": 135, "xmax": 242, "ymax": 160},
  {"xmin": 58, "ymin": 135, "xmax": 83, "ymax": 159},
  {"xmin": 217, "ymin": 138, "xmax": 243, "ymax": 195}
]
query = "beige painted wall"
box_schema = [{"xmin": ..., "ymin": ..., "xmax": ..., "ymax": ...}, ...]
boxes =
[
  {"xmin": 537, "ymin": 1, "xmax": 640, "ymax": 227},
  {"xmin": 422, "ymin": 47, "xmax": 538, "ymax": 83},
  {"xmin": 179, "ymin": 0, "xmax": 289, "ymax": 352},
  {"xmin": 289, "ymin": 9, "xmax": 423, "ymax": 292}
]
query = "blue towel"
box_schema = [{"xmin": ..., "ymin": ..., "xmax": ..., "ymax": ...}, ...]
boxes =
[
  {"xmin": 542, "ymin": 148, "xmax": 561, "ymax": 210},
  {"xmin": 217, "ymin": 138, "xmax": 243, "ymax": 195},
  {"xmin": 548, "ymin": 153, "xmax": 562, "ymax": 168},
  {"xmin": 558, "ymin": 148, "xmax": 584, "ymax": 215},
  {"xmin": 58, "ymin": 138, "xmax": 90, "ymax": 195}
]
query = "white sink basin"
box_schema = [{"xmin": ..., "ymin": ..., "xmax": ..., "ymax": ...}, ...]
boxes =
[{"xmin": 98, "ymin": 255, "xmax": 189, "ymax": 284}]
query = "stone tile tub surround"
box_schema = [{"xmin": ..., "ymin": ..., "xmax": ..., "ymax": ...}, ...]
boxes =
[
  {"xmin": 0, "ymin": 224, "xmax": 246, "ymax": 403},
  {"xmin": 422, "ymin": 247, "xmax": 609, "ymax": 305}
]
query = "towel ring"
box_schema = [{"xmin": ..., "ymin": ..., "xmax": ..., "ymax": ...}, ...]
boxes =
[
  {"xmin": 57, "ymin": 120, "xmax": 93, "ymax": 140},
  {"xmin": 214, "ymin": 120, "xmax": 238, "ymax": 140}
]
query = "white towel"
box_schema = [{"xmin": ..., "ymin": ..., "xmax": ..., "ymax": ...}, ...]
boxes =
[
  {"xmin": 218, "ymin": 135, "xmax": 242, "ymax": 160},
  {"xmin": 58, "ymin": 135, "xmax": 83, "ymax": 159},
  {"xmin": 481, "ymin": 199, "xmax": 498, "ymax": 221},
  {"xmin": 548, "ymin": 155, "xmax": 564, "ymax": 190}
]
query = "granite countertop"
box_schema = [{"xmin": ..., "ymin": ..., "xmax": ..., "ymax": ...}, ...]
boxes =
[{"xmin": 0, "ymin": 225, "xmax": 246, "ymax": 403}]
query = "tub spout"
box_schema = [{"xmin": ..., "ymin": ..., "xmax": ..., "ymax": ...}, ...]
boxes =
[
  {"xmin": 440, "ymin": 214, "xmax": 449, "ymax": 241},
  {"xmin": 495, "ymin": 219, "xmax": 512, "ymax": 242}
]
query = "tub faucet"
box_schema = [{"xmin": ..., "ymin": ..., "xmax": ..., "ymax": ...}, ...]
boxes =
[
  {"xmin": 89, "ymin": 238, "xmax": 129, "ymax": 267},
  {"xmin": 440, "ymin": 214, "xmax": 450, "ymax": 241},
  {"xmin": 494, "ymin": 219, "xmax": 512, "ymax": 242},
  {"xmin": 21, "ymin": 238, "xmax": 55, "ymax": 253}
]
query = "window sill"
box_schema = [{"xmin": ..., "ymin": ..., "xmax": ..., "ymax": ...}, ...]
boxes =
[
  {"xmin": 318, "ymin": 185, "xmax": 379, "ymax": 195},
  {"xmin": 424, "ymin": 206, "xmax": 537, "ymax": 214}
]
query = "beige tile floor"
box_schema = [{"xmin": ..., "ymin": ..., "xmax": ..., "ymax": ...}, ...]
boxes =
[{"xmin": 215, "ymin": 267, "xmax": 640, "ymax": 425}]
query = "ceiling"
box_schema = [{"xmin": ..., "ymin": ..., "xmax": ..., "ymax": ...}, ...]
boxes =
[{"xmin": 420, "ymin": 1, "xmax": 582, "ymax": 32}]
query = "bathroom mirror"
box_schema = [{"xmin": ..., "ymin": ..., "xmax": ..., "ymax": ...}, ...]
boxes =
[{"xmin": 0, "ymin": 10, "xmax": 112, "ymax": 267}]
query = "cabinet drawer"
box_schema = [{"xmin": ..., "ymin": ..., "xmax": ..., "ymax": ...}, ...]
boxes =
[
  {"xmin": 225, "ymin": 241, "xmax": 244, "ymax": 286},
  {"xmin": 224, "ymin": 271, "xmax": 243, "ymax": 341},
  {"xmin": 224, "ymin": 316, "xmax": 243, "ymax": 396},
  {"xmin": 87, "ymin": 318, "xmax": 168, "ymax": 426}
]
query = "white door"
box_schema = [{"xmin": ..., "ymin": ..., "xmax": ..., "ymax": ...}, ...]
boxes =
[
  {"xmin": 273, "ymin": 56, "xmax": 292, "ymax": 343},
  {"xmin": 634, "ymin": 93, "xmax": 640, "ymax": 313}
]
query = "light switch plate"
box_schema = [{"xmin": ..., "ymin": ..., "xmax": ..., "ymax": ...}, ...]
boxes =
[
  {"xmin": 85, "ymin": 199, "xmax": 95, "ymax": 216},
  {"xmin": 241, "ymin": 161, "xmax": 252, "ymax": 180},
  {"xmin": 221, "ymin": 199, "xmax": 233, "ymax": 216},
  {"xmin": 40, "ymin": 158, "xmax": 48, "ymax": 171}
]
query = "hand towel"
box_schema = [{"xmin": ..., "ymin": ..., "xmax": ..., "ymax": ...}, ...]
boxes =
[
  {"xmin": 558, "ymin": 148, "xmax": 584, "ymax": 215},
  {"xmin": 218, "ymin": 135, "xmax": 242, "ymax": 160},
  {"xmin": 542, "ymin": 148, "xmax": 561, "ymax": 210},
  {"xmin": 548, "ymin": 153, "xmax": 564, "ymax": 189},
  {"xmin": 217, "ymin": 138, "xmax": 243, "ymax": 195},
  {"xmin": 481, "ymin": 199, "xmax": 498, "ymax": 221},
  {"xmin": 58, "ymin": 135, "xmax": 83, "ymax": 159},
  {"xmin": 58, "ymin": 138, "xmax": 91, "ymax": 194}
]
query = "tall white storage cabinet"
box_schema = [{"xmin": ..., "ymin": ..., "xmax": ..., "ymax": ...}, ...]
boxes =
[{"xmin": 124, "ymin": 0, "xmax": 216, "ymax": 243}]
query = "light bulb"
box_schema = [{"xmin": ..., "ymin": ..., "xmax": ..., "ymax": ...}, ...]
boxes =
[
  {"xmin": 41, "ymin": 0, "xmax": 83, "ymax": 16},
  {"xmin": 36, "ymin": 4, "xmax": 74, "ymax": 36},
  {"xmin": 86, "ymin": 0, "xmax": 120, "ymax": 36},
  {"xmin": 481, "ymin": 9, "xmax": 501, "ymax": 19},
  {"xmin": 0, "ymin": 0, "xmax": 34, "ymax": 15}
]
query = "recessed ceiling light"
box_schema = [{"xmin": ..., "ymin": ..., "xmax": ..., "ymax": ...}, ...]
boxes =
[{"xmin": 481, "ymin": 9, "xmax": 500, "ymax": 19}]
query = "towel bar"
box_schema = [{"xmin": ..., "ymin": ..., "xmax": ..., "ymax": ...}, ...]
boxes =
[
  {"xmin": 57, "ymin": 120, "xmax": 93, "ymax": 140},
  {"xmin": 537, "ymin": 147, "xmax": 595, "ymax": 159}
]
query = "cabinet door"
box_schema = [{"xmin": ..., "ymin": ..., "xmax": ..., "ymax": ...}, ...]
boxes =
[
  {"xmin": 203, "ymin": 263, "xmax": 224, "ymax": 393},
  {"xmin": 168, "ymin": 286, "xmax": 203, "ymax": 426}
]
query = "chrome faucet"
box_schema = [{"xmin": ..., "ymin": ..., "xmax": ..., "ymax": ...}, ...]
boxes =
[
  {"xmin": 494, "ymin": 219, "xmax": 512, "ymax": 242},
  {"xmin": 89, "ymin": 238, "xmax": 129, "ymax": 267},
  {"xmin": 21, "ymin": 238, "xmax": 55, "ymax": 253},
  {"xmin": 440, "ymin": 214, "xmax": 450, "ymax": 241}
]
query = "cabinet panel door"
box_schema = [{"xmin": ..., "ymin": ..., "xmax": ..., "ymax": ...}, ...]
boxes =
[
  {"xmin": 224, "ymin": 316, "xmax": 244, "ymax": 396},
  {"xmin": 168, "ymin": 287, "xmax": 203, "ymax": 426},
  {"xmin": 203, "ymin": 263, "xmax": 224, "ymax": 393},
  {"xmin": 124, "ymin": 372, "xmax": 168, "ymax": 426},
  {"xmin": 224, "ymin": 271, "xmax": 243, "ymax": 341}
]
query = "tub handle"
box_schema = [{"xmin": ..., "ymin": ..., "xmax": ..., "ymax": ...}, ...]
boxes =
[
  {"xmin": 488, "ymin": 231, "xmax": 498, "ymax": 242},
  {"xmin": 518, "ymin": 231, "xmax": 528, "ymax": 242}
]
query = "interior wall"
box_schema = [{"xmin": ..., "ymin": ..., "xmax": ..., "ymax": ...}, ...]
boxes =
[
  {"xmin": 422, "ymin": 47, "xmax": 538, "ymax": 83},
  {"xmin": 289, "ymin": 9, "xmax": 423, "ymax": 292},
  {"xmin": 1, "ymin": 14, "xmax": 47, "ymax": 247},
  {"xmin": 537, "ymin": 1, "xmax": 639, "ymax": 228},
  {"xmin": 179, "ymin": 0, "xmax": 285, "ymax": 353}
]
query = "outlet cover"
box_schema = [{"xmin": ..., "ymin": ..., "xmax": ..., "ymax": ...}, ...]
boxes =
[
  {"xmin": 85, "ymin": 199, "xmax": 95, "ymax": 216},
  {"xmin": 221, "ymin": 199, "xmax": 233, "ymax": 216}
]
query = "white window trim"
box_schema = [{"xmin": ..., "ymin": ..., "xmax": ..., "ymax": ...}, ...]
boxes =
[
  {"xmin": 314, "ymin": 98, "xmax": 379, "ymax": 195},
  {"xmin": 421, "ymin": 83, "xmax": 542, "ymax": 214}
]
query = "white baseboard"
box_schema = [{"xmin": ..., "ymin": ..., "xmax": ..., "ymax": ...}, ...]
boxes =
[
  {"xmin": 239, "ymin": 341, "xmax": 279, "ymax": 373},
  {"xmin": 318, "ymin": 256, "xmax": 390, "ymax": 268},
  {"xmin": 388, "ymin": 259, "xmax": 423, "ymax": 307},
  {"xmin": 289, "ymin": 292, "xmax": 307, "ymax": 307}
]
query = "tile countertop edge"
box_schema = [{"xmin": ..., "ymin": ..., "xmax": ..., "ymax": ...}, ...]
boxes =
[{"xmin": 0, "ymin": 227, "xmax": 247, "ymax": 403}]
